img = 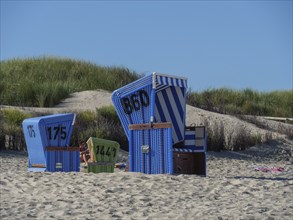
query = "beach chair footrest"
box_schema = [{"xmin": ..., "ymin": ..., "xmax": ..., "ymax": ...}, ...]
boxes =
[
  {"xmin": 31, "ymin": 164, "xmax": 46, "ymax": 168},
  {"xmin": 45, "ymin": 146, "xmax": 80, "ymax": 151}
]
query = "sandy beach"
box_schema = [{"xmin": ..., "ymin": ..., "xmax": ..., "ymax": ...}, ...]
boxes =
[
  {"xmin": 1, "ymin": 89, "xmax": 292, "ymax": 219},
  {"xmin": 1, "ymin": 140, "xmax": 292, "ymax": 220}
]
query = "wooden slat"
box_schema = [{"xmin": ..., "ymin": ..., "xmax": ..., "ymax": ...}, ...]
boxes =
[
  {"xmin": 45, "ymin": 146, "xmax": 80, "ymax": 152},
  {"xmin": 31, "ymin": 164, "xmax": 46, "ymax": 168},
  {"xmin": 88, "ymin": 162, "xmax": 114, "ymax": 166},
  {"xmin": 129, "ymin": 122, "xmax": 172, "ymax": 130}
]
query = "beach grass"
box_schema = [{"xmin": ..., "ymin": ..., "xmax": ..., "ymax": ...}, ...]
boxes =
[
  {"xmin": 187, "ymin": 88, "xmax": 292, "ymax": 118},
  {"xmin": 0, "ymin": 56, "xmax": 140, "ymax": 107}
]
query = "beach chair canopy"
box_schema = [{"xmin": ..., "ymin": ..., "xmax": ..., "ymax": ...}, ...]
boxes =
[{"xmin": 112, "ymin": 72, "xmax": 188, "ymax": 145}]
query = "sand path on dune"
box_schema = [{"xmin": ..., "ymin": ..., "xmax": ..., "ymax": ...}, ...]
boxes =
[{"xmin": 1, "ymin": 89, "xmax": 291, "ymax": 143}]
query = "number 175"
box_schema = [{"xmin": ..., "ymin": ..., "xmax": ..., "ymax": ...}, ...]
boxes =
[{"xmin": 47, "ymin": 126, "xmax": 67, "ymax": 140}]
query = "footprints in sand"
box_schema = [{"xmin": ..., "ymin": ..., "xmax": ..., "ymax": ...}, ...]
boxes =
[{"xmin": 1, "ymin": 151, "xmax": 292, "ymax": 219}]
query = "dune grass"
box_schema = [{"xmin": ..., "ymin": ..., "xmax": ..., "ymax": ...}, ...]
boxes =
[
  {"xmin": 187, "ymin": 88, "xmax": 292, "ymax": 118},
  {"xmin": 0, "ymin": 56, "xmax": 140, "ymax": 107},
  {"xmin": 0, "ymin": 109, "xmax": 32, "ymax": 151},
  {"xmin": 71, "ymin": 106, "xmax": 128, "ymax": 151},
  {"xmin": 1, "ymin": 56, "xmax": 291, "ymax": 118},
  {"xmin": 0, "ymin": 107, "xmax": 128, "ymax": 151}
]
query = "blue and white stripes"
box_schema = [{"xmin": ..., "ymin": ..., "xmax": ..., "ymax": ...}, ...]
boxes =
[
  {"xmin": 185, "ymin": 130, "xmax": 196, "ymax": 148},
  {"xmin": 184, "ymin": 127, "xmax": 206, "ymax": 152},
  {"xmin": 155, "ymin": 73, "xmax": 188, "ymax": 88},
  {"xmin": 173, "ymin": 148, "xmax": 204, "ymax": 153},
  {"xmin": 154, "ymin": 73, "xmax": 187, "ymax": 144},
  {"xmin": 154, "ymin": 86, "xmax": 186, "ymax": 144}
]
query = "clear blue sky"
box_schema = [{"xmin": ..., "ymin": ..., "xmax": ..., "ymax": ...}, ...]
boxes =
[{"xmin": 1, "ymin": 0, "xmax": 292, "ymax": 92}]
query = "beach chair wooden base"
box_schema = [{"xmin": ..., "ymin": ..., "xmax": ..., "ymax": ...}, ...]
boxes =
[
  {"xmin": 173, "ymin": 152, "xmax": 206, "ymax": 175},
  {"xmin": 87, "ymin": 162, "xmax": 115, "ymax": 173}
]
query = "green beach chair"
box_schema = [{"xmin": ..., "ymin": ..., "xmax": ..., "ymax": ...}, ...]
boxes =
[{"xmin": 86, "ymin": 137, "xmax": 120, "ymax": 173}]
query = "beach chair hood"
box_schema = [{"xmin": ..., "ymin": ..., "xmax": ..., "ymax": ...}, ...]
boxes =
[{"xmin": 112, "ymin": 72, "xmax": 188, "ymax": 145}]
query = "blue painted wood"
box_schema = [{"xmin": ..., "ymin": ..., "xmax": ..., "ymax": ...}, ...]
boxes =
[{"xmin": 129, "ymin": 124, "xmax": 173, "ymax": 174}]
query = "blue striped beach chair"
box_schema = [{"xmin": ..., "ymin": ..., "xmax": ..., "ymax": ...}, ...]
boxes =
[{"xmin": 22, "ymin": 113, "xmax": 79, "ymax": 172}]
